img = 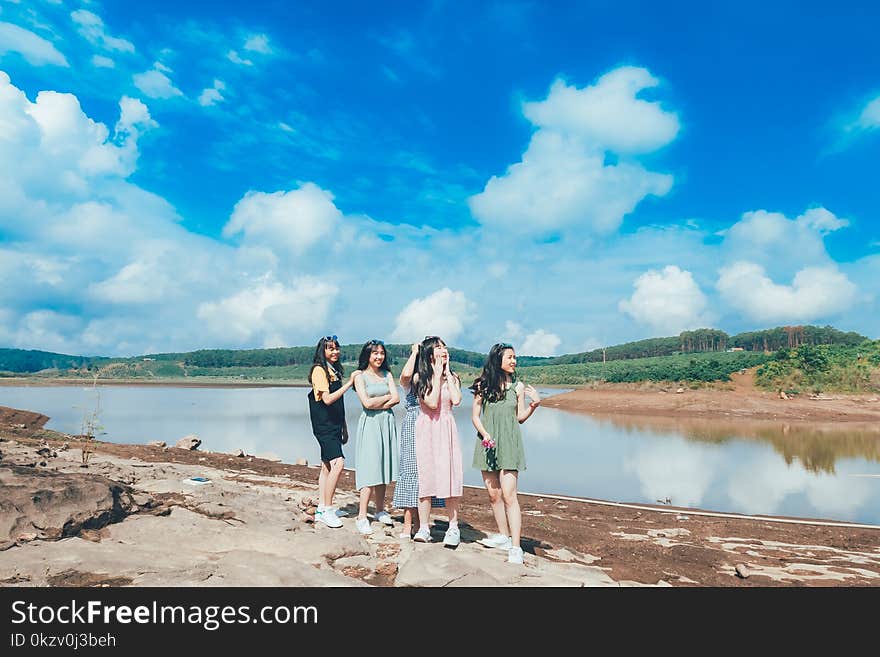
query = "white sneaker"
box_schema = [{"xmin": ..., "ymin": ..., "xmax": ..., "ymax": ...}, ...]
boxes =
[
  {"xmin": 316, "ymin": 509, "xmax": 342, "ymax": 528},
  {"xmin": 443, "ymin": 526, "xmax": 461, "ymax": 547},
  {"xmin": 413, "ymin": 527, "xmax": 432, "ymax": 543},
  {"xmin": 479, "ymin": 534, "xmax": 512, "ymax": 550},
  {"xmin": 375, "ymin": 510, "xmax": 394, "ymax": 526},
  {"xmin": 507, "ymin": 546, "xmax": 524, "ymax": 564},
  {"xmin": 355, "ymin": 517, "xmax": 373, "ymax": 535}
]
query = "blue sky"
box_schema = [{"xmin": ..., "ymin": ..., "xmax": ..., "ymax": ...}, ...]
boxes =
[{"xmin": 0, "ymin": 0, "xmax": 878, "ymax": 357}]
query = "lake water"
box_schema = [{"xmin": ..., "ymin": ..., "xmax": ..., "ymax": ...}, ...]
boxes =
[{"xmin": 3, "ymin": 385, "xmax": 880, "ymax": 525}]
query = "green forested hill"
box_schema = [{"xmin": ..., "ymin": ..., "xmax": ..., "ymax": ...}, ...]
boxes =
[{"xmin": 1, "ymin": 324, "xmax": 873, "ymax": 389}]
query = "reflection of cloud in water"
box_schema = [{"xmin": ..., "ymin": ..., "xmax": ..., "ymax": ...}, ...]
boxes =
[
  {"xmin": 522, "ymin": 410, "xmax": 563, "ymax": 443},
  {"xmin": 624, "ymin": 437, "xmax": 721, "ymax": 508},
  {"xmin": 726, "ymin": 454, "xmax": 873, "ymax": 517},
  {"xmin": 804, "ymin": 467, "xmax": 873, "ymax": 516}
]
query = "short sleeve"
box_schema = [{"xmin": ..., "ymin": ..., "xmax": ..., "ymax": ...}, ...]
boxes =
[
  {"xmin": 311, "ymin": 367, "xmax": 330, "ymax": 400},
  {"xmin": 514, "ymin": 381, "xmax": 525, "ymax": 395}
]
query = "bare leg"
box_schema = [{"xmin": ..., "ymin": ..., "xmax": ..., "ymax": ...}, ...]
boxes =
[
  {"xmin": 402, "ymin": 508, "xmax": 414, "ymax": 536},
  {"xmin": 481, "ymin": 470, "xmax": 509, "ymax": 537},
  {"xmin": 416, "ymin": 496, "xmax": 432, "ymax": 532},
  {"xmin": 323, "ymin": 457, "xmax": 344, "ymax": 508},
  {"xmin": 445, "ymin": 496, "xmax": 460, "ymax": 527},
  {"xmin": 318, "ymin": 461, "xmax": 328, "ymax": 508},
  {"xmin": 500, "ymin": 470, "xmax": 521, "ymax": 547},
  {"xmin": 373, "ymin": 483, "xmax": 387, "ymax": 515},
  {"xmin": 358, "ymin": 486, "xmax": 372, "ymax": 520}
]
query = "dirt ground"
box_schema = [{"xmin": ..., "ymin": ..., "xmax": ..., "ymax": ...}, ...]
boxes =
[
  {"xmin": 543, "ymin": 370, "xmax": 880, "ymax": 423},
  {"xmin": 3, "ymin": 404, "xmax": 878, "ymax": 587}
]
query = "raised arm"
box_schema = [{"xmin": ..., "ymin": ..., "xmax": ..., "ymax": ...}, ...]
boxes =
[
  {"xmin": 380, "ymin": 373, "xmax": 400, "ymax": 409},
  {"xmin": 321, "ymin": 370, "xmax": 358, "ymax": 406},
  {"xmin": 354, "ymin": 373, "xmax": 391, "ymax": 409},
  {"xmin": 516, "ymin": 382, "xmax": 541, "ymax": 423},
  {"xmin": 421, "ymin": 357, "xmax": 444, "ymax": 410},
  {"xmin": 447, "ymin": 370, "xmax": 462, "ymax": 406},
  {"xmin": 399, "ymin": 343, "xmax": 419, "ymax": 389}
]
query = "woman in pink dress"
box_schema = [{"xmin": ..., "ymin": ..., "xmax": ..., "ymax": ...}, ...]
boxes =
[{"xmin": 412, "ymin": 336, "xmax": 463, "ymax": 546}]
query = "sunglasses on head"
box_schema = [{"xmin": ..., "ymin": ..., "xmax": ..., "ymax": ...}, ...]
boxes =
[
  {"xmin": 323, "ymin": 335, "xmax": 338, "ymax": 342},
  {"xmin": 499, "ymin": 343, "xmax": 513, "ymax": 349},
  {"xmin": 369, "ymin": 339, "xmax": 385, "ymax": 346}
]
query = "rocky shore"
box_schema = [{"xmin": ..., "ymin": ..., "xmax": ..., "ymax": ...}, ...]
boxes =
[{"xmin": 1, "ymin": 406, "xmax": 878, "ymax": 587}]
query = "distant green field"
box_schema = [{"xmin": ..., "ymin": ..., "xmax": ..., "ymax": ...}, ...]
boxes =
[{"xmin": 516, "ymin": 351, "xmax": 772, "ymax": 385}]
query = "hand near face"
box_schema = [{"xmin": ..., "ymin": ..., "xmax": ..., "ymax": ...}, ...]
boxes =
[{"xmin": 411, "ymin": 342, "xmax": 419, "ymax": 356}]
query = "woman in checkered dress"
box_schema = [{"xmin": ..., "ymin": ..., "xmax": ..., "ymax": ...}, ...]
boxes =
[{"xmin": 393, "ymin": 343, "xmax": 443, "ymax": 539}]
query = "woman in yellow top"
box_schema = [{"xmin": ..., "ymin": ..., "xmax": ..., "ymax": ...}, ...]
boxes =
[{"xmin": 308, "ymin": 335, "xmax": 359, "ymax": 528}]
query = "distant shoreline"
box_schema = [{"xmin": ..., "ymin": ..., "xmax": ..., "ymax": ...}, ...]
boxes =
[
  {"xmin": 0, "ymin": 377, "xmax": 309, "ymax": 389},
  {"xmin": 0, "ymin": 376, "xmax": 575, "ymax": 390}
]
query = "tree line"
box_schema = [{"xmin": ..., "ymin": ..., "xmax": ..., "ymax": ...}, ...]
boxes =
[{"xmin": 0, "ymin": 325, "xmax": 868, "ymax": 373}]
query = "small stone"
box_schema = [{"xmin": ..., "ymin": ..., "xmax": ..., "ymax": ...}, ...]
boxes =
[
  {"xmin": 301, "ymin": 512, "xmax": 314, "ymax": 524},
  {"xmin": 304, "ymin": 506, "xmax": 317, "ymax": 516},
  {"xmin": 779, "ymin": 391, "xmax": 789, "ymax": 400},
  {"xmin": 295, "ymin": 457, "xmax": 308, "ymax": 466},
  {"xmin": 676, "ymin": 387, "xmax": 685, "ymax": 394},
  {"xmin": 132, "ymin": 493, "xmax": 156, "ymax": 508},
  {"xmin": 148, "ymin": 441, "xmax": 167, "ymax": 448},
  {"xmin": 175, "ymin": 435, "xmax": 201, "ymax": 450},
  {"xmin": 735, "ymin": 564, "xmax": 750, "ymax": 579}
]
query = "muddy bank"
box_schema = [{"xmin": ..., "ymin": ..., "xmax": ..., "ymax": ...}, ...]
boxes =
[{"xmin": 544, "ymin": 371, "xmax": 880, "ymax": 423}]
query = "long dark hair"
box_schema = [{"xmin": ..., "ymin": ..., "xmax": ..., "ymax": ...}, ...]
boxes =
[
  {"xmin": 415, "ymin": 336, "xmax": 455, "ymax": 400},
  {"xmin": 470, "ymin": 343, "xmax": 515, "ymax": 403},
  {"xmin": 308, "ymin": 335, "xmax": 343, "ymax": 384},
  {"xmin": 356, "ymin": 339, "xmax": 391, "ymax": 374}
]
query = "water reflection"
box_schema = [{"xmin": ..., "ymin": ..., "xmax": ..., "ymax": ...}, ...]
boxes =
[
  {"xmin": 1, "ymin": 385, "xmax": 878, "ymax": 524},
  {"xmin": 593, "ymin": 414, "xmax": 880, "ymax": 475}
]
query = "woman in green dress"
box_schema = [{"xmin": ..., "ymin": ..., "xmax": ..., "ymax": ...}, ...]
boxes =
[{"xmin": 470, "ymin": 343, "xmax": 541, "ymax": 564}]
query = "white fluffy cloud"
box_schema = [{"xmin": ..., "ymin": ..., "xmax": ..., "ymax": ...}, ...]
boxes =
[
  {"xmin": 198, "ymin": 79, "xmax": 226, "ymax": 106},
  {"xmin": 468, "ymin": 66, "xmax": 678, "ymax": 236},
  {"xmin": 716, "ymin": 262, "xmax": 858, "ymax": 323},
  {"xmin": 70, "ymin": 9, "xmax": 135, "ymax": 53},
  {"xmin": 390, "ymin": 288, "xmax": 475, "ymax": 344},
  {"xmin": 0, "ymin": 73, "xmax": 157, "ymax": 205},
  {"xmin": 721, "ymin": 207, "xmax": 848, "ymax": 277},
  {"xmin": 0, "ymin": 21, "xmax": 68, "ymax": 66},
  {"xmin": 133, "ymin": 63, "xmax": 183, "ymax": 99},
  {"xmin": 223, "ymin": 183, "xmax": 343, "ymax": 255},
  {"xmin": 619, "ymin": 265, "xmax": 710, "ymax": 334},
  {"xmin": 520, "ymin": 329, "xmax": 561, "ymax": 357},
  {"xmin": 197, "ymin": 276, "xmax": 338, "ymax": 348}
]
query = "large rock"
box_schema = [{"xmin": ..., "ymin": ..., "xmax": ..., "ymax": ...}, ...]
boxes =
[
  {"xmin": 175, "ymin": 435, "xmax": 201, "ymax": 450},
  {"xmin": 0, "ymin": 465, "xmax": 134, "ymax": 548}
]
